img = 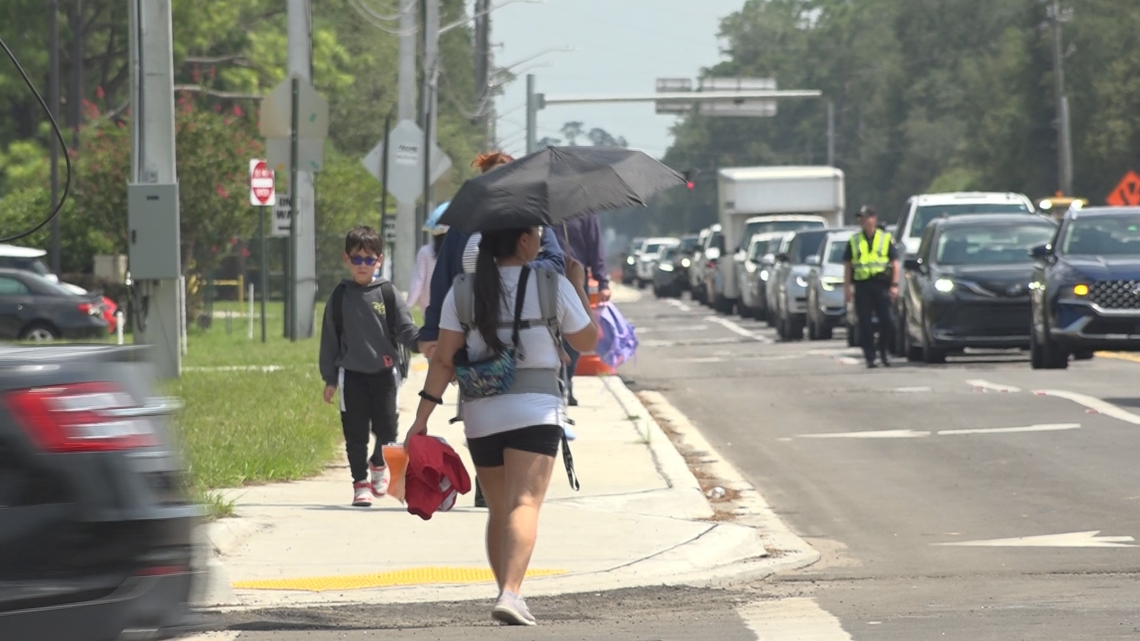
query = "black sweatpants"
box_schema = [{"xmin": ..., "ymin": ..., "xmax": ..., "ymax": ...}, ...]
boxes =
[
  {"xmin": 340, "ymin": 369, "xmax": 399, "ymax": 482},
  {"xmin": 854, "ymin": 279, "xmax": 894, "ymax": 364}
]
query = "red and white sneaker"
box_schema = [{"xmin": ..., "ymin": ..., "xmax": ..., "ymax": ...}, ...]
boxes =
[
  {"xmin": 369, "ymin": 463, "xmax": 391, "ymax": 498},
  {"xmin": 352, "ymin": 481, "xmax": 372, "ymax": 507}
]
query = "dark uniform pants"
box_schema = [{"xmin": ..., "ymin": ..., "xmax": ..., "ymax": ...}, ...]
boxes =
[{"xmin": 854, "ymin": 279, "xmax": 894, "ymax": 363}]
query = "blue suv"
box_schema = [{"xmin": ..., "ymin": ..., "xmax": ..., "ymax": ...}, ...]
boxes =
[{"xmin": 1029, "ymin": 206, "xmax": 1140, "ymax": 369}]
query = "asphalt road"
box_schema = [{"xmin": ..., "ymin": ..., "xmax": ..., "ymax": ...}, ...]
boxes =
[
  {"xmin": 188, "ymin": 289, "xmax": 1140, "ymax": 640},
  {"xmin": 618, "ymin": 290, "xmax": 1140, "ymax": 640}
]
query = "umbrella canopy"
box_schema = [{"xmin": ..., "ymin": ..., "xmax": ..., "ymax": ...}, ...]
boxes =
[
  {"xmin": 423, "ymin": 201, "xmax": 450, "ymax": 234},
  {"xmin": 438, "ymin": 146, "xmax": 685, "ymax": 234}
]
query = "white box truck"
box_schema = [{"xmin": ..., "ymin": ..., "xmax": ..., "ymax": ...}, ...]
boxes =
[{"xmin": 712, "ymin": 166, "xmax": 846, "ymax": 313}]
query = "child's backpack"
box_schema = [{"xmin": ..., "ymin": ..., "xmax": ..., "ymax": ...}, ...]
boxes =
[
  {"xmin": 331, "ymin": 281, "xmax": 410, "ymax": 379},
  {"xmin": 595, "ymin": 303, "xmax": 638, "ymax": 369}
]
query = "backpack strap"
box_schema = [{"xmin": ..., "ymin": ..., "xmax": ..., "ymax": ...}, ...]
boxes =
[
  {"xmin": 534, "ymin": 268, "xmax": 563, "ymax": 346},
  {"xmin": 331, "ymin": 282, "xmax": 347, "ymax": 345},
  {"xmin": 452, "ymin": 273, "xmax": 475, "ymax": 331},
  {"xmin": 379, "ymin": 281, "xmax": 410, "ymax": 378}
]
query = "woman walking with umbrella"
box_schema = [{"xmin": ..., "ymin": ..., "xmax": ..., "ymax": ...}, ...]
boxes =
[{"xmin": 406, "ymin": 146, "xmax": 684, "ymax": 625}]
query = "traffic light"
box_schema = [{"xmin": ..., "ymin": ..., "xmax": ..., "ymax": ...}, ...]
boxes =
[{"xmin": 682, "ymin": 168, "xmax": 698, "ymax": 190}]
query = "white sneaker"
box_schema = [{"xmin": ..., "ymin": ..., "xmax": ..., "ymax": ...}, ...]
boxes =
[
  {"xmin": 352, "ymin": 481, "xmax": 372, "ymax": 507},
  {"xmin": 370, "ymin": 463, "xmax": 391, "ymax": 498}
]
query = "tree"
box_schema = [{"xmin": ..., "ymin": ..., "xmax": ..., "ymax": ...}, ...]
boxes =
[{"xmin": 560, "ymin": 121, "xmax": 584, "ymax": 146}]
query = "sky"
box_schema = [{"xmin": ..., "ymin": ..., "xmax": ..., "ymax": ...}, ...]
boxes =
[{"xmin": 487, "ymin": 0, "xmax": 747, "ymax": 160}]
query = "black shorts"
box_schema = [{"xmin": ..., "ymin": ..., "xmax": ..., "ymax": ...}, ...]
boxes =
[{"xmin": 467, "ymin": 425, "xmax": 563, "ymax": 468}]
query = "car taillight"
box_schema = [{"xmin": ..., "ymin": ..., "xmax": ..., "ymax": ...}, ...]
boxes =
[
  {"xmin": 4, "ymin": 383, "xmax": 158, "ymax": 452},
  {"xmin": 77, "ymin": 302, "xmax": 101, "ymax": 316}
]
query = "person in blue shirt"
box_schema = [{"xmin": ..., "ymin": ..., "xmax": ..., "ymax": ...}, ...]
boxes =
[{"xmin": 416, "ymin": 151, "xmax": 566, "ymax": 509}]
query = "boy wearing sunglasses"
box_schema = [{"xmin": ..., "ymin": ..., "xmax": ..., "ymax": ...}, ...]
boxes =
[{"xmin": 319, "ymin": 226, "xmax": 420, "ymax": 506}]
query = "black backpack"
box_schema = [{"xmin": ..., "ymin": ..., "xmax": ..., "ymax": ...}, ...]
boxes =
[{"xmin": 331, "ymin": 281, "xmax": 411, "ymax": 379}]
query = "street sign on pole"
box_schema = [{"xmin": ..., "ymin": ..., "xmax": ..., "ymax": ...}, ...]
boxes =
[
  {"xmin": 272, "ymin": 194, "xmax": 291, "ymax": 237},
  {"xmin": 249, "ymin": 159, "xmax": 275, "ymax": 206},
  {"xmin": 699, "ymin": 78, "xmax": 779, "ymax": 117},
  {"xmin": 655, "ymin": 78, "xmax": 694, "ymax": 116},
  {"xmin": 267, "ymin": 137, "xmax": 325, "ymax": 174},
  {"xmin": 260, "ymin": 77, "xmax": 330, "ymax": 139},
  {"xmin": 373, "ymin": 119, "xmax": 453, "ymax": 203}
]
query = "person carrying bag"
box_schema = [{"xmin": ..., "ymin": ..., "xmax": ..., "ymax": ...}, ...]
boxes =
[{"xmin": 405, "ymin": 226, "xmax": 598, "ymax": 627}]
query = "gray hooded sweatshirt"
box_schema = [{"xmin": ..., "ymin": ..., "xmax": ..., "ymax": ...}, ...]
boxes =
[{"xmin": 319, "ymin": 278, "xmax": 419, "ymax": 385}]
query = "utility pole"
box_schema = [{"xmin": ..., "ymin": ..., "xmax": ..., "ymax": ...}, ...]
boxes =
[
  {"xmin": 49, "ymin": 1, "xmax": 61, "ymax": 274},
  {"xmin": 525, "ymin": 74, "xmax": 537, "ymax": 154},
  {"xmin": 826, "ymin": 101, "xmax": 835, "ymax": 167},
  {"xmin": 392, "ymin": 0, "xmax": 418, "ymax": 290},
  {"xmin": 419, "ymin": 0, "xmax": 440, "ymax": 248},
  {"xmin": 128, "ymin": 0, "xmax": 181, "ymax": 379},
  {"xmin": 287, "ymin": 0, "xmax": 317, "ymax": 339},
  {"xmin": 474, "ymin": 0, "xmax": 492, "ymax": 150},
  {"xmin": 1050, "ymin": 0, "xmax": 1073, "ymax": 196},
  {"xmin": 69, "ymin": 0, "xmax": 83, "ymax": 150}
]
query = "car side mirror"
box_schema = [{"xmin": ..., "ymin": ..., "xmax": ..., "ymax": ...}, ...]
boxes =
[
  {"xmin": 775, "ymin": 252, "xmax": 789, "ymax": 263},
  {"xmin": 1029, "ymin": 244, "xmax": 1052, "ymax": 259},
  {"xmin": 903, "ymin": 257, "xmax": 922, "ymax": 272}
]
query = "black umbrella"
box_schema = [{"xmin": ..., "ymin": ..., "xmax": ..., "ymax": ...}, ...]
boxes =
[{"xmin": 437, "ymin": 146, "xmax": 685, "ymax": 234}]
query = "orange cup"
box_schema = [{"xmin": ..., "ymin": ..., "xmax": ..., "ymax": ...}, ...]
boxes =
[{"xmin": 382, "ymin": 443, "xmax": 409, "ymax": 503}]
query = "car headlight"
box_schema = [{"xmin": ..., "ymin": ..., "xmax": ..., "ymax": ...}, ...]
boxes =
[
  {"xmin": 760, "ymin": 269, "xmax": 770, "ymax": 282},
  {"xmin": 820, "ymin": 277, "xmax": 843, "ymax": 291},
  {"xmin": 681, "ymin": 258, "xmax": 691, "ymax": 268},
  {"xmin": 626, "ymin": 256, "xmax": 635, "ymax": 265},
  {"xmin": 934, "ymin": 278, "xmax": 955, "ymax": 293},
  {"xmin": 659, "ymin": 263, "xmax": 675, "ymax": 272},
  {"xmin": 795, "ymin": 275, "xmax": 808, "ymax": 288}
]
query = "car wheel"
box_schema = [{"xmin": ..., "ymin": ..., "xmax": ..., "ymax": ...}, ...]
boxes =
[
  {"xmin": 20, "ymin": 322, "xmax": 59, "ymax": 342},
  {"xmin": 787, "ymin": 317, "xmax": 805, "ymax": 341},
  {"xmin": 653, "ymin": 285, "xmax": 663, "ymax": 298},
  {"xmin": 1029, "ymin": 314, "xmax": 1046, "ymax": 370},
  {"xmin": 817, "ymin": 318, "xmax": 834, "ymax": 341},
  {"xmin": 1040, "ymin": 315, "xmax": 1070, "ymax": 369},
  {"xmin": 904, "ymin": 316, "xmax": 923, "ymax": 362},
  {"xmin": 921, "ymin": 316, "xmax": 946, "ymax": 364},
  {"xmin": 1073, "ymin": 350, "xmax": 1095, "ymax": 361}
]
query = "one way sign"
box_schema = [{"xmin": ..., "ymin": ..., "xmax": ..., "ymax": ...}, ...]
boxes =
[{"xmin": 272, "ymin": 195, "xmax": 291, "ymax": 238}]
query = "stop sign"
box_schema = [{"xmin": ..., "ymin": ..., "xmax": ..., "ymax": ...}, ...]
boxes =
[{"xmin": 249, "ymin": 159, "xmax": 275, "ymax": 206}]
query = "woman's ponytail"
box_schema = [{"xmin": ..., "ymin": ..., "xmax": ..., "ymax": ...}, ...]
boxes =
[{"xmin": 472, "ymin": 228, "xmax": 529, "ymax": 352}]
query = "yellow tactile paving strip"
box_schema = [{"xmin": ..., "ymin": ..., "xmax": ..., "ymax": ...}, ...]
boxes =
[
  {"xmin": 1097, "ymin": 351, "xmax": 1140, "ymax": 364},
  {"xmin": 411, "ymin": 361, "xmax": 429, "ymax": 372},
  {"xmin": 233, "ymin": 567, "xmax": 566, "ymax": 591}
]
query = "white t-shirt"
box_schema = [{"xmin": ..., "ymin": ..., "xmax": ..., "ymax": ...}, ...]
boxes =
[{"xmin": 440, "ymin": 265, "xmax": 591, "ymax": 439}]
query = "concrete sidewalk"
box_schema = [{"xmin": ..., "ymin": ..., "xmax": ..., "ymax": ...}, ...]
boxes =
[{"xmin": 197, "ymin": 340, "xmax": 779, "ymax": 610}]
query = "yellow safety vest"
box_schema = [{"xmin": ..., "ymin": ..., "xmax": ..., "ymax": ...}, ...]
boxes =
[{"xmin": 850, "ymin": 230, "xmax": 892, "ymax": 281}]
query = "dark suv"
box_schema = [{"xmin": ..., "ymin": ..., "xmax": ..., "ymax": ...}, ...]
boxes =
[
  {"xmin": 0, "ymin": 345, "xmax": 203, "ymax": 640},
  {"xmin": 1029, "ymin": 206, "xmax": 1140, "ymax": 369}
]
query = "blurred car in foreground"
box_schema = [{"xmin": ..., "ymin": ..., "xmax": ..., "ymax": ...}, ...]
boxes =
[
  {"xmin": 806, "ymin": 228, "xmax": 857, "ymax": 340},
  {"xmin": 0, "ymin": 345, "xmax": 202, "ymax": 640},
  {"xmin": 1029, "ymin": 207, "xmax": 1140, "ymax": 369},
  {"xmin": 653, "ymin": 246, "xmax": 692, "ymax": 298},
  {"xmin": 0, "ymin": 269, "xmax": 110, "ymax": 341},
  {"xmin": 901, "ymin": 214, "xmax": 1057, "ymax": 363}
]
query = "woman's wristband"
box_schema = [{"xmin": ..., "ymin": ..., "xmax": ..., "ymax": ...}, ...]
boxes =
[{"xmin": 418, "ymin": 390, "xmax": 444, "ymax": 405}]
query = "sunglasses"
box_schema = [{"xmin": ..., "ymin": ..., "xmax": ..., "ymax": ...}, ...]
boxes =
[{"xmin": 349, "ymin": 255, "xmax": 380, "ymax": 266}]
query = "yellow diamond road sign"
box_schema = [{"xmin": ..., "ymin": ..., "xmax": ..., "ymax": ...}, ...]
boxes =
[{"xmin": 259, "ymin": 77, "xmax": 330, "ymax": 140}]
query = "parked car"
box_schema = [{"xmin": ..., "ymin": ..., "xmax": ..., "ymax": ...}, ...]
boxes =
[
  {"xmin": 900, "ymin": 214, "xmax": 1057, "ymax": 363},
  {"xmin": 0, "ymin": 269, "xmax": 109, "ymax": 341},
  {"xmin": 634, "ymin": 237, "xmax": 680, "ymax": 288},
  {"xmin": 884, "ymin": 191, "xmax": 1037, "ymax": 355},
  {"xmin": 718, "ymin": 215, "xmax": 829, "ymax": 316},
  {"xmin": 1029, "ymin": 206, "xmax": 1140, "ymax": 369},
  {"xmin": 738, "ymin": 232, "xmax": 788, "ymax": 320},
  {"xmin": 0, "ymin": 244, "xmax": 118, "ymax": 334},
  {"xmin": 806, "ymin": 228, "xmax": 858, "ymax": 340},
  {"xmin": 697, "ymin": 226, "xmax": 725, "ymax": 307},
  {"xmin": 771, "ymin": 229, "xmax": 830, "ymax": 340},
  {"xmin": 0, "ymin": 344, "xmax": 203, "ymax": 640},
  {"xmin": 764, "ymin": 233, "xmax": 797, "ymax": 326},
  {"xmin": 620, "ymin": 237, "xmax": 645, "ymax": 285},
  {"xmin": 653, "ymin": 246, "xmax": 691, "ymax": 298},
  {"xmin": 688, "ymin": 227, "xmax": 712, "ymax": 303}
]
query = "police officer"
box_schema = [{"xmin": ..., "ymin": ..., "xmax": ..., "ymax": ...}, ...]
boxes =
[{"xmin": 843, "ymin": 205, "xmax": 900, "ymax": 368}]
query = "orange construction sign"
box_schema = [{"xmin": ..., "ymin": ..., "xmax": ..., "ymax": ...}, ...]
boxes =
[{"xmin": 1106, "ymin": 171, "xmax": 1140, "ymax": 207}]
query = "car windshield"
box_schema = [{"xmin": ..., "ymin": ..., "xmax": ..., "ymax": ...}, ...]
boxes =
[
  {"xmin": 935, "ymin": 224, "xmax": 1056, "ymax": 265},
  {"xmin": 643, "ymin": 242, "xmax": 665, "ymax": 254},
  {"xmin": 681, "ymin": 236, "xmax": 699, "ymax": 252},
  {"xmin": 660, "ymin": 247, "xmax": 678, "ymax": 260},
  {"xmin": 749, "ymin": 240, "xmax": 769, "ymax": 260},
  {"xmin": 741, "ymin": 220, "xmax": 825, "ymax": 248},
  {"xmin": 0, "ymin": 256, "xmax": 53, "ymax": 276},
  {"xmin": 826, "ymin": 238, "xmax": 852, "ymax": 264},
  {"xmin": 1062, "ymin": 214, "xmax": 1140, "ymax": 256},
  {"xmin": 909, "ymin": 203, "xmax": 1031, "ymax": 238},
  {"xmin": 791, "ymin": 234, "xmax": 826, "ymax": 263}
]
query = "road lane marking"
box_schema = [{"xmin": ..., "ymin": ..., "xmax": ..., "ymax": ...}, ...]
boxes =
[
  {"xmin": 664, "ymin": 298, "xmax": 693, "ymax": 312},
  {"xmin": 703, "ymin": 315, "xmax": 773, "ymax": 343},
  {"xmin": 937, "ymin": 423, "xmax": 1080, "ymax": 436},
  {"xmin": 635, "ymin": 324, "xmax": 709, "ymax": 333},
  {"xmin": 640, "ymin": 337, "xmax": 744, "ymax": 348},
  {"xmin": 799, "ymin": 429, "xmax": 930, "ymax": 439},
  {"xmin": 1096, "ymin": 351, "xmax": 1140, "ymax": 363},
  {"xmin": 935, "ymin": 531, "xmax": 1136, "ymax": 548},
  {"xmin": 892, "ymin": 386, "xmax": 932, "ymax": 393},
  {"xmin": 1033, "ymin": 389, "xmax": 1140, "ymax": 425},
  {"xmin": 738, "ymin": 597, "xmax": 853, "ymax": 640},
  {"xmin": 966, "ymin": 379, "xmax": 1022, "ymax": 393}
]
